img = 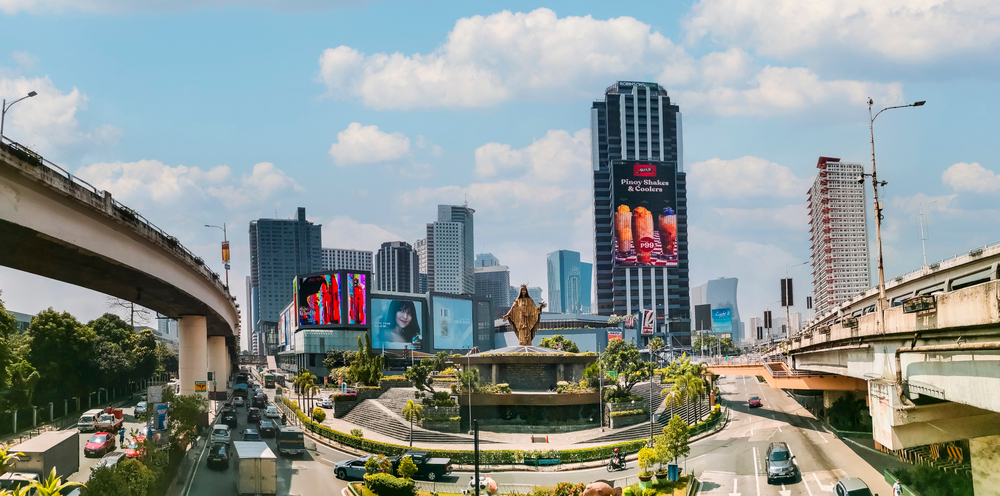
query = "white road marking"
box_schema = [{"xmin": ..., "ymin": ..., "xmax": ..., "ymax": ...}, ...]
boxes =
[
  {"xmin": 777, "ymin": 425, "xmax": 782, "ymax": 433},
  {"xmin": 813, "ymin": 473, "xmax": 833, "ymax": 492},
  {"xmin": 779, "ymin": 483, "xmax": 791, "ymax": 496},
  {"xmin": 803, "ymin": 478, "xmax": 815, "ymax": 496},
  {"xmin": 753, "ymin": 446, "xmax": 761, "ymax": 496},
  {"xmin": 728, "ymin": 477, "xmax": 741, "ymax": 496}
]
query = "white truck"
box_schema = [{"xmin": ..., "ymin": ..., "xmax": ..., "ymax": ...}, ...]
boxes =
[
  {"xmin": 233, "ymin": 441, "xmax": 276, "ymax": 496},
  {"xmin": 6, "ymin": 431, "xmax": 80, "ymax": 488},
  {"xmin": 77, "ymin": 409, "xmax": 105, "ymax": 432}
]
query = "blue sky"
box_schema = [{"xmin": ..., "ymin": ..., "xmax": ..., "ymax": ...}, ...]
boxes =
[{"xmin": 3, "ymin": 0, "xmax": 1000, "ymax": 348}]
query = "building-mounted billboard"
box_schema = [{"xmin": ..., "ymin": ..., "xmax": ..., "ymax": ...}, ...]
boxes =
[
  {"xmin": 346, "ymin": 273, "xmax": 368, "ymax": 326},
  {"xmin": 297, "ymin": 273, "xmax": 341, "ymax": 327},
  {"xmin": 431, "ymin": 296, "xmax": 473, "ymax": 351},
  {"xmin": 711, "ymin": 308, "xmax": 732, "ymax": 335},
  {"xmin": 372, "ymin": 298, "xmax": 424, "ymax": 350},
  {"xmin": 611, "ymin": 160, "xmax": 678, "ymax": 267}
]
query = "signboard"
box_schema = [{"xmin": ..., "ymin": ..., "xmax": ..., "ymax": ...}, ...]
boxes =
[
  {"xmin": 640, "ymin": 309, "xmax": 655, "ymax": 335},
  {"xmin": 372, "ymin": 298, "xmax": 424, "ymax": 350},
  {"xmin": 711, "ymin": 308, "xmax": 733, "ymax": 335},
  {"xmin": 147, "ymin": 385, "xmax": 162, "ymax": 404},
  {"xmin": 194, "ymin": 381, "xmax": 207, "ymax": 393},
  {"xmin": 155, "ymin": 404, "xmax": 168, "ymax": 431},
  {"xmin": 611, "ymin": 160, "xmax": 678, "ymax": 267},
  {"xmin": 608, "ymin": 330, "xmax": 623, "ymax": 341},
  {"xmin": 221, "ymin": 241, "xmax": 230, "ymax": 263},
  {"xmin": 346, "ymin": 273, "xmax": 368, "ymax": 325},
  {"xmin": 298, "ymin": 273, "xmax": 342, "ymax": 326},
  {"xmin": 431, "ymin": 296, "xmax": 473, "ymax": 350}
]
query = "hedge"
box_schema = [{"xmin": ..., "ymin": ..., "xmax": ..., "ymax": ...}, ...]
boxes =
[
  {"xmin": 610, "ymin": 409, "xmax": 646, "ymax": 418},
  {"xmin": 333, "ymin": 394, "xmax": 358, "ymax": 402},
  {"xmin": 364, "ymin": 473, "xmax": 415, "ymax": 496},
  {"xmin": 381, "ymin": 375, "xmax": 407, "ymax": 381},
  {"xmin": 282, "ymin": 398, "xmax": 646, "ymax": 464}
]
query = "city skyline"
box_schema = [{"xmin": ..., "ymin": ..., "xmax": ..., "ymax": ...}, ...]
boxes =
[{"xmin": 2, "ymin": 2, "xmax": 998, "ymax": 352}]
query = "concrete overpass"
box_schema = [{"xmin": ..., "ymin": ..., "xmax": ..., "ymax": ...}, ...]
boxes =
[{"xmin": 0, "ymin": 136, "xmax": 237, "ymax": 396}]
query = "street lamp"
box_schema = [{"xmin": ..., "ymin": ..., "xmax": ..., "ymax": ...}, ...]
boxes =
[
  {"xmin": 918, "ymin": 200, "xmax": 938, "ymax": 267},
  {"xmin": 865, "ymin": 97, "xmax": 926, "ymax": 339},
  {"xmin": 204, "ymin": 223, "xmax": 229, "ymax": 287},
  {"xmin": 784, "ymin": 261, "xmax": 809, "ymax": 342},
  {"xmin": 1, "ymin": 91, "xmax": 38, "ymax": 137}
]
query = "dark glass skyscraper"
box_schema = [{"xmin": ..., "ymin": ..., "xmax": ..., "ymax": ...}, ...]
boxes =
[{"xmin": 591, "ymin": 81, "xmax": 691, "ymax": 347}]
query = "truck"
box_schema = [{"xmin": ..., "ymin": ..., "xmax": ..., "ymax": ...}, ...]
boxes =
[
  {"xmin": 7, "ymin": 431, "xmax": 80, "ymax": 485},
  {"xmin": 77, "ymin": 409, "xmax": 105, "ymax": 432},
  {"xmin": 96, "ymin": 409, "xmax": 124, "ymax": 432},
  {"xmin": 390, "ymin": 450, "xmax": 452, "ymax": 481},
  {"xmin": 233, "ymin": 441, "xmax": 276, "ymax": 495},
  {"xmin": 263, "ymin": 373, "xmax": 275, "ymax": 388},
  {"xmin": 275, "ymin": 427, "xmax": 304, "ymax": 457}
]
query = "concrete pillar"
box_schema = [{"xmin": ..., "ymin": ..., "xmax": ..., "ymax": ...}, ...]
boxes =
[
  {"xmin": 557, "ymin": 363, "xmax": 565, "ymax": 383},
  {"xmin": 972, "ymin": 435, "xmax": 1000, "ymax": 495},
  {"xmin": 208, "ymin": 336, "xmax": 227, "ymax": 394},
  {"xmin": 178, "ymin": 316, "xmax": 208, "ymax": 396},
  {"xmin": 491, "ymin": 364, "xmax": 498, "ymax": 385}
]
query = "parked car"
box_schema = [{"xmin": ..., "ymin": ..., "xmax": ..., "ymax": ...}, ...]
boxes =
[
  {"xmin": 94, "ymin": 451, "xmax": 127, "ymax": 469},
  {"xmin": 211, "ymin": 425, "xmax": 232, "ymax": 446},
  {"xmin": 134, "ymin": 401, "xmax": 148, "ymax": 417},
  {"xmin": 264, "ymin": 406, "xmax": 280, "ymax": 420},
  {"xmin": 124, "ymin": 436, "xmax": 146, "ymax": 459},
  {"xmin": 221, "ymin": 410, "xmax": 239, "ymax": 429},
  {"xmin": 84, "ymin": 433, "xmax": 116, "ymax": 457},
  {"xmin": 832, "ymin": 477, "xmax": 874, "ymax": 496},
  {"xmin": 257, "ymin": 420, "xmax": 277, "ymax": 438},
  {"xmin": 334, "ymin": 456, "xmax": 373, "ymax": 480},
  {"xmin": 749, "ymin": 396, "xmax": 762, "ymax": 408},
  {"xmin": 207, "ymin": 442, "xmax": 229, "ymax": 470},
  {"xmin": 232, "ymin": 397, "xmax": 245, "ymax": 408},
  {"xmin": 389, "ymin": 451, "xmax": 452, "ymax": 481},
  {"xmin": 765, "ymin": 442, "xmax": 796, "ymax": 483},
  {"xmin": 319, "ymin": 399, "xmax": 334, "ymax": 409},
  {"xmin": 247, "ymin": 408, "xmax": 262, "ymax": 425},
  {"xmin": 242, "ymin": 429, "xmax": 262, "ymax": 442}
]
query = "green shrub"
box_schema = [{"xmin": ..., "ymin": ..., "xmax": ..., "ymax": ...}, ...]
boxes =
[
  {"xmin": 530, "ymin": 487, "xmax": 555, "ymax": 496},
  {"xmin": 364, "ymin": 473, "xmax": 415, "ymax": 496},
  {"xmin": 554, "ymin": 482, "xmax": 586, "ymax": 496},
  {"xmin": 381, "ymin": 375, "xmax": 407, "ymax": 381},
  {"xmin": 397, "ymin": 456, "xmax": 418, "ymax": 479},
  {"xmin": 350, "ymin": 428, "xmax": 363, "ymax": 438},
  {"xmin": 891, "ymin": 465, "xmax": 972, "ymax": 496},
  {"xmin": 610, "ymin": 409, "xmax": 645, "ymax": 418},
  {"xmin": 312, "ymin": 407, "xmax": 326, "ymax": 423},
  {"xmin": 641, "ymin": 489, "xmax": 657, "ymax": 496},
  {"xmin": 333, "ymin": 393, "xmax": 357, "ymax": 402}
]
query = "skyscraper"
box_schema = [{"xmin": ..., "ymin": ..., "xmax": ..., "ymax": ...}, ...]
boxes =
[
  {"xmin": 374, "ymin": 241, "xmax": 420, "ymax": 293},
  {"xmin": 415, "ymin": 237, "xmax": 428, "ymax": 293},
  {"xmin": 809, "ymin": 157, "xmax": 870, "ymax": 317},
  {"xmin": 546, "ymin": 250, "xmax": 592, "ymax": 314},
  {"xmin": 248, "ymin": 207, "xmax": 322, "ymax": 355},
  {"xmin": 475, "ymin": 264, "xmax": 511, "ymax": 318},
  {"xmin": 475, "ymin": 253, "xmax": 500, "ymax": 268},
  {"xmin": 591, "ymin": 81, "xmax": 690, "ymax": 345},
  {"xmin": 690, "ymin": 277, "xmax": 742, "ymax": 342},
  {"xmin": 426, "ymin": 204, "xmax": 475, "ymax": 295},
  {"xmin": 322, "ymin": 248, "xmax": 373, "ymax": 272}
]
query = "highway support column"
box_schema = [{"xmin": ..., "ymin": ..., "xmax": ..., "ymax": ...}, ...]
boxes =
[
  {"xmin": 208, "ymin": 336, "xmax": 227, "ymax": 400},
  {"xmin": 971, "ymin": 434, "xmax": 1000, "ymax": 495},
  {"xmin": 178, "ymin": 315, "xmax": 208, "ymax": 397}
]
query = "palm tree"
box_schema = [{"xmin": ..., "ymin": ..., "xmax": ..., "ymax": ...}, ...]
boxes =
[
  {"xmin": 306, "ymin": 384, "xmax": 321, "ymax": 413},
  {"xmin": 27, "ymin": 468, "xmax": 82, "ymax": 496},
  {"xmin": 0, "ymin": 444, "xmax": 24, "ymax": 477},
  {"xmin": 685, "ymin": 371, "xmax": 707, "ymax": 422},
  {"xmin": 401, "ymin": 400, "xmax": 424, "ymax": 447}
]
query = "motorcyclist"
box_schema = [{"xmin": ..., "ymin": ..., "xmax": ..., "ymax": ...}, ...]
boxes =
[{"xmin": 609, "ymin": 447, "xmax": 625, "ymax": 469}]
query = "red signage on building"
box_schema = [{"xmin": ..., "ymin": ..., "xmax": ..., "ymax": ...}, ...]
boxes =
[{"xmin": 634, "ymin": 163, "xmax": 657, "ymax": 177}]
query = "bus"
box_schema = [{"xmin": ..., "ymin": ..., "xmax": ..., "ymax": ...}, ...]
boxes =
[{"xmin": 263, "ymin": 373, "xmax": 275, "ymax": 388}]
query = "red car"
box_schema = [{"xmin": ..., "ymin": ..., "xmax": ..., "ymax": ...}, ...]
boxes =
[
  {"xmin": 124, "ymin": 436, "xmax": 147, "ymax": 459},
  {"xmin": 749, "ymin": 396, "xmax": 762, "ymax": 408},
  {"xmin": 84, "ymin": 432, "xmax": 116, "ymax": 457}
]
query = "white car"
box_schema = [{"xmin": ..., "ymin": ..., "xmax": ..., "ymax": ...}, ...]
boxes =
[
  {"xmin": 319, "ymin": 399, "xmax": 333, "ymax": 409},
  {"xmin": 264, "ymin": 406, "xmax": 280, "ymax": 419},
  {"xmin": 210, "ymin": 425, "xmax": 231, "ymax": 445},
  {"xmin": 134, "ymin": 401, "xmax": 147, "ymax": 416}
]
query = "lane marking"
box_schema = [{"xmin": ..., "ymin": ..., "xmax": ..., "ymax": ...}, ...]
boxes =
[
  {"xmin": 753, "ymin": 446, "xmax": 761, "ymax": 496},
  {"xmin": 813, "ymin": 473, "xmax": 833, "ymax": 492},
  {"xmin": 777, "ymin": 426, "xmax": 782, "ymax": 433},
  {"xmin": 803, "ymin": 478, "xmax": 815, "ymax": 496},
  {"xmin": 728, "ymin": 477, "xmax": 741, "ymax": 496}
]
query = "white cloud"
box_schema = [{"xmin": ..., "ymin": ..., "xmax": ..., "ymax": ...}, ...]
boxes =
[
  {"xmin": 11, "ymin": 51, "xmax": 37, "ymax": 72},
  {"xmin": 0, "ymin": 75, "xmax": 121, "ymax": 153},
  {"xmin": 713, "ymin": 204, "xmax": 808, "ymax": 231},
  {"xmin": 319, "ymin": 8, "xmax": 686, "ymax": 109},
  {"xmin": 685, "ymin": 0, "xmax": 1000, "ymax": 62},
  {"xmin": 0, "ymin": 0, "xmax": 363, "ymax": 14},
  {"xmin": 942, "ymin": 162, "xmax": 1000, "ymax": 193},
  {"xmin": 474, "ymin": 129, "xmax": 590, "ymax": 182},
  {"xmin": 688, "ymin": 156, "xmax": 811, "ymax": 199},
  {"xmin": 678, "ymin": 66, "xmax": 904, "ymax": 117},
  {"xmin": 328, "ymin": 122, "xmax": 410, "ymax": 166},
  {"xmin": 322, "ymin": 216, "xmax": 401, "ymax": 252},
  {"xmin": 891, "ymin": 193, "xmax": 959, "ymax": 214}
]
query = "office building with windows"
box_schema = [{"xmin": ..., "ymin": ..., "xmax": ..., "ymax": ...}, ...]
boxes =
[
  {"xmin": 322, "ymin": 248, "xmax": 372, "ymax": 272},
  {"xmin": 374, "ymin": 241, "xmax": 420, "ymax": 294},
  {"xmin": 426, "ymin": 204, "xmax": 475, "ymax": 295},
  {"xmin": 546, "ymin": 250, "xmax": 592, "ymax": 314},
  {"xmin": 476, "ymin": 264, "xmax": 511, "ymax": 318},
  {"xmin": 591, "ymin": 81, "xmax": 690, "ymax": 346},
  {"xmin": 809, "ymin": 157, "xmax": 870, "ymax": 317},
  {"xmin": 475, "ymin": 253, "xmax": 500, "ymax": 268},
  {"xmin": 690, "ymin": 277, "xmax": 742, "ymax": 342},
  {"xmin": 248, "ymin": 207, "xmax": 322, "ymax": 355}
]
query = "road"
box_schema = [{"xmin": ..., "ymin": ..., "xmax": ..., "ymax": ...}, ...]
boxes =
[
  {"xmin": 68, "ymin": 403, "xmax": 148, "ymax": 484},
  {"xmin": 180, "ymin": 372, "xmax": 894, "ymax": 495}
]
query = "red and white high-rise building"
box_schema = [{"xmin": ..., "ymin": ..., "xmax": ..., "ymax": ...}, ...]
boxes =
[{"xmin": 809, "ymin": 157, "xmax": 871, "ymax": 318}]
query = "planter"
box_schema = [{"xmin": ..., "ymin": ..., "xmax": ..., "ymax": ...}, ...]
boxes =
[
  {"xmin": 655, "ymin": 471, "xmax": 669, "ymax": 481},
  {"xmin": 524, "ymin": 457, "xmax": 561, "ymax": 467}
]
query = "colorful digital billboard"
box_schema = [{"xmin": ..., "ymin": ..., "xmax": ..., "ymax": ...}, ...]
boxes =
[
  {"xmin": 297, "ymin": 273, "xmax": 341, "ymax": 327},
  {"xmin": 372, "ymin": 298, "xmax": 424, "ymax": 350},
  {"xmin": 711, "ymin": 308, "xmax": 733, "ymax": 335},
  {"xmin": 432, "ymin": 296, "xmax": 473, "ymax": 350},
  {"xmin": 611, "ymin": 160, "xmax": 678, "ymax": 267},
  {"xmin": 347, "ymin": 273, "xmax": 367, "ymax": 325}
]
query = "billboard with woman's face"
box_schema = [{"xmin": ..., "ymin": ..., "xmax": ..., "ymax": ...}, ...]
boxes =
[{"xmin": 371, "ymin": 298, "xmax": 424, "ymax": 350}]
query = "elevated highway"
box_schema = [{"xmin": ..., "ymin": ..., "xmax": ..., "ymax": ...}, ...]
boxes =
[{"xmin": 0, "ymin": 137, "xmax": 237, "ymax": 395}]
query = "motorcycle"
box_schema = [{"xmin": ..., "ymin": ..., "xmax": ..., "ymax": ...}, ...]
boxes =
[{"xmin": 607, "ymin": 454, "xmax": 627, "ymax": 471}]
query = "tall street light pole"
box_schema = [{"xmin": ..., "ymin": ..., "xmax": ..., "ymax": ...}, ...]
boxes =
[
  {"xmin": 918, "ymin": 200, "xmax": 938, "ymax": 267},
  {"xmin": 865, "ymin": 98, "xmax": 926, "ymax": 338},
  {"xmin": 1, "ymin": 91, "xmax": 38, "ymax": 137},
  {"xmin": 204, "ymin": 223, "xmax": 229, "ymax": 288},
  {"xmin": 784, "ymin": 261, "xmax": 809, "ymax": 342}
]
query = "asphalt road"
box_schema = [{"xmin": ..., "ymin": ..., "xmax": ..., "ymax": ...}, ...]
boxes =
[{"xmin": 68, "ymin": 403, "xmax": 149, "ymax": 484}]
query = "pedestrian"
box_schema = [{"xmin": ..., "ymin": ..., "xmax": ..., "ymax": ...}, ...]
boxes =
[
  {"xmin": 893, "ymin": 480, "xmax": 902, "ymax": 496},
  {"xmin": 119, "ymin": 428, "xmax": 125, "ymax": 445}
]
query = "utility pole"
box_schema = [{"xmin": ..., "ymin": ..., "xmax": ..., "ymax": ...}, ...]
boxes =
[{"xmin": 919, "ymin": 200, "xmax": 938, "ymax": 267}]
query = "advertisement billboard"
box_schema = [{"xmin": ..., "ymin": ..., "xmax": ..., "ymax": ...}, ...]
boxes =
[
  {"xmin": 611, "ymin": 160, "xmax": 678, "ymax": 267},
  {"xmin": 640, "ymin": 309, "xmax": 655, "ymax": 335},
  {"xmin": 277, "ymin": 307, "xmax": 287, "ymax": 347},
  {"xmin": 711, "ymin": 308, "xmax": 733, "ymax": 335},
  {"xmin": 297, "ymin": 273, "xmax": 341, "ymax": 327},
  {"xmin": 346, "ymin": 273, "xmax": 367, "ymax": 325},
  {"xmin": 432, "ymin": 296, "xmax": 473, "ymax": 350},
  {"xmin": 372, "ymin": 298, "xmax": 424, "ymax": 350}
]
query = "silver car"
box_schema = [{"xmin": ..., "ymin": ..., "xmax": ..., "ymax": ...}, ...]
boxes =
[
  {"xmin": 210, "ymin": 425, "xmax": 231, "ymax": 446},
  {"xmin": 134, "ymin": 401, "xmax": 147, "ymax": 416},
  {"xmin": 334, "ymin": 456, "xmax": 374, "ymax": 480},
  {"xmin": 833, "ymin": 477, "xmax": 874, "ymax": 496},
  {"xmin": 765, "ymin": 442, "xmax": 796, "ymax": 483}
]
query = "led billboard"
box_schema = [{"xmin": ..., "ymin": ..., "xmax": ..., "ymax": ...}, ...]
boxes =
[
  {"xmin": 297, "ymin": 273, "xmax": 341, "ymax": 327},
  {"xmin": 711, "ymin": 308, "xmax": 732, "ymax": 335},
  {"xmin": 611, "ymin": 160, "xmax": 678, "ymax": 267},
  {"xmin": 432, "ymin": 296, "xmax": 473, "ymax": 350},
  {"xmin": 346, "ymin": 273, "xmax": 367, "ymax": 325},
  {"xmin": 372, "ymin": 298, "xmax": 424, "ymax": 350}
]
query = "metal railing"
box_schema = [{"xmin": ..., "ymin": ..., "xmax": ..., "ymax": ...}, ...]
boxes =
[{"xmin": 0, "ymin": 135, "xmax": 235, "ymax": 300}]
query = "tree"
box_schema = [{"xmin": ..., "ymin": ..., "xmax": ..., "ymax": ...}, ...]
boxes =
[
  {"xmin": 165, "ymin": 392, "xmax": 208, "ymax": 452},
  {"xmin": 323, "ymin": 349, "xmax": 356, "ymax": 372},
  {"xmin": 670, "ymin": 371, "xmax": 706, "ymax": 421},
  {"xmin": 453, "ymin": 367, "xmax": 480, "ymax": 394},
  {"xmin": 82, "ymin": 457, "xmax": 155, "ymax": 496},
  {"xmin": 397, "ymin": 455, "xmax": 418, "ymax": 479},
  {"xmin": 364, "ymin": 454, "xmax": 392, "ymax": 475},
  {"xmin": 154, "ymin": 344, "xmax": 178, "ymax": 375},
  {"xmin": 26, "ymin": 467, "xmax": 82, "ymax": 496},
  {"xmin": 293, "ymin": 370, "xmax": 317, "ymax": 410},
  {"xmin": 540, "ymin": 335, "xmax": 580, "ymax": 353},
  {"xmin": 104, "ymin": 297, "xmax": 152, "ymax": 330},
  {"xmin": 131, "ymin": 330, "xmax": 159, "ymax": 381},
  {"xmin": 6, "ymin": 361, "xmax": 39, "ymax": 411},
  {"xmin": 648, "ymin": 337, "xmax": 665, "ymax": 366},
  {"xmin": 349, "ymin": 334, "xmax": 384, "ymax": 386},
  {"xmin": 600, "ymin": 339, "xmax": 650, "ymax": 400},
  {"xmin": 692, "ymin": 335, "xmax": 742, "ymax": 356},
  {"xmin": 828, "ymin": 395, "xmax": 867, "ymax": 431},
  {"xmin": 401, "ymin": 400, "xmax": 424, "ymax": 447},
  {"xmin": 404, "ymin": 359, "xmax": 435, "ymax": 394},
  {"xmin": 660, "ymin": 414, "xmax": 691, "ymax": 465},
  {"xmin": 431, "ymin": 351, "xmax": 450, "ymax": 372},
  {"xmin": 28, "ymin": 309, "xmax": 97, "ymax": 403}
]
